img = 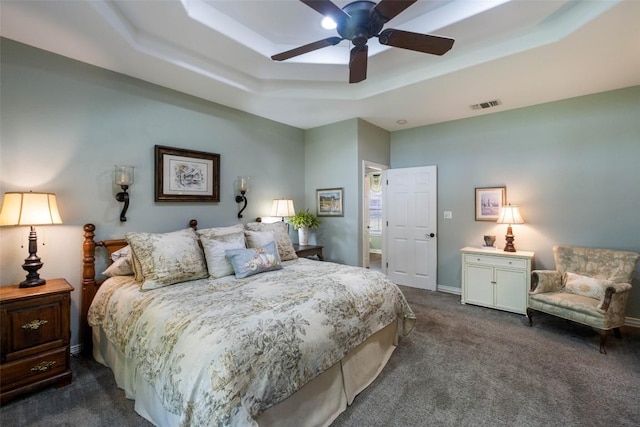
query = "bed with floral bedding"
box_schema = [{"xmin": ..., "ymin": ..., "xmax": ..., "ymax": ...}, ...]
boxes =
[{"xmin": 81, "ymin": 220, "xmax": 415, "ymax": 427}]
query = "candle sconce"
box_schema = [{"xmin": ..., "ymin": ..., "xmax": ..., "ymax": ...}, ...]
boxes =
[
  {"xmin": 235, "ymin": 176, "xmax": 249, "ymax": 218},
  {"xmin": 115, "ymin": 165, "xmax": 134, "ymax": 222}
]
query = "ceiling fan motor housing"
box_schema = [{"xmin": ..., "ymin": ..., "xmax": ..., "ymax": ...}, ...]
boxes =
[{"xmin": 338, "ymin": 1, "xmax": 384, "ymax": 46}]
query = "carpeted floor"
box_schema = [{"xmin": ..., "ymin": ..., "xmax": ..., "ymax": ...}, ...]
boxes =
[{"xmin": 2, "ymin": 288, "xmax": 638, "ymax": 426}]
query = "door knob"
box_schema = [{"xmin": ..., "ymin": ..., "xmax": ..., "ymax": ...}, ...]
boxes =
[{"xmin": 426, "ymin": 233, "xmax": 435, "ymax": 238}]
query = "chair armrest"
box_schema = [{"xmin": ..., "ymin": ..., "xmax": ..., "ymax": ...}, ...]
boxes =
[
  {"xmin": 531, "ymin": 270, "xmax": 562, "ymax": 293},
  {"xmin": 599, "ymin": 282, "xmax": 632, "ymax": 311}
]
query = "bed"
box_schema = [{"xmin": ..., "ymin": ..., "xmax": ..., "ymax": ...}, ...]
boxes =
[{"xmin": 80, "ymin": 220, "xmax": 415, "ymax": 426}]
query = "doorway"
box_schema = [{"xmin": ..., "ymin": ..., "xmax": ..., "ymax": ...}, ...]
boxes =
[{"xmin": 362, "ymin": 161, "xmax": 388, "ymax": 271}]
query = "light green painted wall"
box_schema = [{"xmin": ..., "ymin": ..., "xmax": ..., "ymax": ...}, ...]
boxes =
[
  {"xmin": 391, "ymin": 86, "xmax": 640, "ymax": 317},
  {"xmin": 0, "ymin": 39, "xmax": 305, "ymax": 347}
]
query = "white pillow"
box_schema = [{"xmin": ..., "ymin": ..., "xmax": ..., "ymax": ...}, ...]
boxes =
[
  {"xmin": 110, "ymin": 245, "xmax": 131, "ymax": 262},
  {"xmin": 125, "ymin": 228, "xmax": 208, "ymax": 290},
  {"xmin": 199, "ymin": 231, "xmax": 246, "ymax": 278},
  {"xmin": 102, "ymin": 256, "xmax": 134, "ymax": 277},
  {"xmin": 563, "ymin": 272, "xmax": 612, "ymax": 301},
  {"xmin": 197, "ymin": 223, "xmax": 244, "ymax": 238},
  {"xmin": 245, "ymin": 230, "xmax": 275, "ymax": 249},
  {"xmin": 244, "ymin": 222, "xmax": 297, "ymax": 261}
]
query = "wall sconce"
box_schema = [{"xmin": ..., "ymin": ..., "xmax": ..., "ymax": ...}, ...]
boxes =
[
  {"xmin": 0, "ymin": 191, "xmax": 63, "ymax": 287},
  {"xmin": 115, "ymin": 165, "xmax": 134, "ymax": 222},
  {"xmin": 235, "ymin": 176, "xmax": 249, "ymax": 218},
  {"xmin": 496, "ymin": 204, "xmax": 524, "ymax": 252}
]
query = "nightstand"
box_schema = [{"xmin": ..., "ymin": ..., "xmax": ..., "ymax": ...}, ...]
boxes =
[
  {"xmin": 293, "ymin": 244, "xmax": 324, "ymax": 261},
  {"xmin": 0, "ymin": 278, "xmax": 74, "ymax": 403}
]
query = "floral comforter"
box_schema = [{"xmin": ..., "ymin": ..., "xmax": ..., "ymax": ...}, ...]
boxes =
[{"xmin": 88, "ymin": 258, "xmax": 415, "ymax": 426}]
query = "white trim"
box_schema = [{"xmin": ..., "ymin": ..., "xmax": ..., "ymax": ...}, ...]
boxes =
[
  {"xmin": 369, "ymin": 249, "xmax": 382, "ymax": 254},
  {"xmin": 625, "ymin": 317, "xmax": 640, "ymax": 328},
  {"xmin": 71, "ymin": 344, "xmax": 82, "ymax": 356},
  {"xmin": 437, "ymin": 285, "xmax": 461, "ymax": 295}
]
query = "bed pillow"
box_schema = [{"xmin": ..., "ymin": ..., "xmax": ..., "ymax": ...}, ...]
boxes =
[
  {"xmin": 244, "ymin": 222, "xmax": 297, "ymax": 261},
  {"xmin": 225, "ymin": 241, "xmax": 282, "ymax": 279},
  {"xmin": 125, "ymin": 228, "xmax": 209, "ymax": 290},
  {"xmin": 563, "ymin": 272, "xmax": 611, "ymax": 300},
  {"xmin": 197, "ymin": 223, "xmax": 244, "ymax": 238},
  {"xmin": 110, "ymin": 245, "xmax": 131, "ymax": 262},
  {"xmin": 245, "ymin": 230, "xmax": 275, "ymax": 249},
  {"xmin": 102, "ymin": 256, "xmax": 134, "ymax": 277},
  {"xmin": 199, "ymin": 231, "xmax": 247, "ymax": 278}
]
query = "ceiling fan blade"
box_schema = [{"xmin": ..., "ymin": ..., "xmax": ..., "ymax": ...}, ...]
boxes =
[
  {"xmin": 271, "ymin": 37, "xmax": 342, "ymax": 61},
  {"xmin": 300, "ymin": 0, "xmax": 350, "ymax": 24},
  {"xmin": 378, "ymin": 29, "xmax": 454, "ymax": 56},
  {"xmin": 372, "ymin": 0, "xmax": 417, "ymax": 22},
  {"xmin": 349, "ymin": 45, "xmax": 368, "ymax": 84}
]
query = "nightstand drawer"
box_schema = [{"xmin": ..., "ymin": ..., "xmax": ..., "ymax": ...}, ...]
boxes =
[
  {"xmin": 0, "ymin": 347, "xmax": 69, "ymax": 391},
  {"xmin": 464, "ymin": 254, "xmax": 527, "ymax": 269},
  {"xmin": 1, "ymin": 294, "xmax": 67, "ymax": 362}
]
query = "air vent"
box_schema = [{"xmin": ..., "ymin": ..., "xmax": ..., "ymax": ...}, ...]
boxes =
[{"xmin": 470, "ymin": 99, "xmax": 502, "ymax": 110}]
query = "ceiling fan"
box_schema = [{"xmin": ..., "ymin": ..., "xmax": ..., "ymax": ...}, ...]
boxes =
[{"xmin": 271, "ymin": 0, "xmax": 455, "ymax": 83}]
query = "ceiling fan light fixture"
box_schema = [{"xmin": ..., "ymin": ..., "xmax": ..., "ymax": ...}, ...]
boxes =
[{"xmin": 321, "ymin": 16, "xmax": 337, "ymax": 30}]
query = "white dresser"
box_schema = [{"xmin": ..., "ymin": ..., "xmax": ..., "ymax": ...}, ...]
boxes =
[{"xmin": 460, "ymin": 247, "xmax": 534, "ymax": 315}]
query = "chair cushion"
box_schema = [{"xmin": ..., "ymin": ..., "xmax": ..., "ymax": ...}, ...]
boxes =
[{"xmin": 563, "ymin": 272, "xmax": 612, "ymax": 300}]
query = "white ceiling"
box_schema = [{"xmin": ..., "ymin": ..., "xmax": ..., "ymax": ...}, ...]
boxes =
[{"xmin": 1, "ymin": 0, "xmax": 639, "ymax": 131}]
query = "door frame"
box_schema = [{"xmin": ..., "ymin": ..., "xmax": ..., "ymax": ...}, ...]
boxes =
[{"xmin": 362, "ymin": 160, "xmax": 389, "ymax": 269}]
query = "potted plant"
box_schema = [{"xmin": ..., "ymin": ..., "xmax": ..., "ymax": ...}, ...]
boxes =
[{"xmin": 289, "ymin": 209, "xmax": 320, "ymax": 245}]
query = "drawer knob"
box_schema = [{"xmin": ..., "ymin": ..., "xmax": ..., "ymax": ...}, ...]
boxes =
[
  {"xmin": 22, "ymin": 319, "xmax": 49, "ymax": 330},
  {"xmin": 31, "ymin": 361, "xmax": 56, "ymax": 372}
]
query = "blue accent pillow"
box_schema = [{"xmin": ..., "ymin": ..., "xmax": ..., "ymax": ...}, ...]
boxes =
[{"xmin": 225, "ymin": 241, "xmax": 282, "ymax": 279}]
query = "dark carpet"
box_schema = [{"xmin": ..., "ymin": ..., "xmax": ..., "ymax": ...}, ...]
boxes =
[{"xmin": 2, "ymin": 288, "xmax": 638, "ymax": 426}]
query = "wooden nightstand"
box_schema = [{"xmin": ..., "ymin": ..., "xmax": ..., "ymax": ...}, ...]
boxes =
[
  {"xmin": 293, "ymin": 244, "xmax": 324, "ymax": 261},
  {"xmin": 0, "ymin": 278, "xmax": 74, "ymax": 403}
]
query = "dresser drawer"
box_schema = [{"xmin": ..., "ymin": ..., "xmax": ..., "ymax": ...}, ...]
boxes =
[
  {"xmin": 1, "ymin": 294, "xmax": 67, "ymax": 362},
  {"xmin": 464, "ymin": 254, "xmax": 527, "ymax": 269},
  {"xmin": 0, "ymin": 347, "xmax": 69, "ymax": 391}
]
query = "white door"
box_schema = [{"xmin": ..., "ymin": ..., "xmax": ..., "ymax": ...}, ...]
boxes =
[
  {"xmin": 363, "ymin": 174, "xmax": 371, "ymax": 268},
  {"xmin": 384, "ymin": 166, "xmax": 437, "ymax": 290}
]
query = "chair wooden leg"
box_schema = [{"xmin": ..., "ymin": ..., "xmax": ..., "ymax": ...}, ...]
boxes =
[
  {"xmin": 599, "ymin": 330, "xmax": 610, "ymax": 354},
  {"xmin": 613, "ymin": 327, "xmax": 622, "ymax": 339},
  {"xmin": 526, "ymin": 308, "xmax": 533, "ymax": 326}
]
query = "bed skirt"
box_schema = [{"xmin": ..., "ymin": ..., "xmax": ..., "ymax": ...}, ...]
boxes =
[{"xmin": 93, "ymin": 318, "xmax": 399, "ymax": 426}]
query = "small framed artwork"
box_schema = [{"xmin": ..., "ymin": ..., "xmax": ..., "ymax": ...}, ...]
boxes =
[
  {"xmin": 155, "ymin": 145, "xmax": 220, "ymax": 202},
  {"xmin": 475, "ymin": 187, "xmax": 506, "ymax": 221},
  {"xmin": 317, "ymin": 188, "xmax": 344, "ymax": 217}
]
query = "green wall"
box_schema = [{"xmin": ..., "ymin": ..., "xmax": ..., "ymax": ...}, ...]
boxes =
[
  {"xmin": 0, "ymin": 39, "xmax": 306, "ymax": 348},
  {"xmin": 391, "ymin": 86, "xmax": 640, "ymax": 317}
]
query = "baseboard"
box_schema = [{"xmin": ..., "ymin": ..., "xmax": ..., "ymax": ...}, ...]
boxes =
[
  {"xmin": 437, "ymin": 285, "xmax": 461, "ymax": 295},
  {"xmin": 71, "ymin": 344, "xmax": 82, "ymax": 356},
  {"xmin": 369, "ymin": 249, "xmax": 382, "ymax": 254},
  {"xmin": 625, "ymin": 317, "xmax": 640, "ymax": 328}
]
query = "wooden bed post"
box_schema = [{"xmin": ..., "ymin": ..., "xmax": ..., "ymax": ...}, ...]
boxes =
[{"xmin": 81, "ymin": 224, "xmax": 97, "ymax": 357}]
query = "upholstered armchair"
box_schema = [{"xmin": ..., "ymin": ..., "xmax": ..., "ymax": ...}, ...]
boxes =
[{"xmin": 527, "ymin": 245, "xmax": 639, "ymax": 354}]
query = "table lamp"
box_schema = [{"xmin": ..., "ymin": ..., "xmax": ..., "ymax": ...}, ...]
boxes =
[
  {"xmin": 271, "ymin": 199, "xmax": 296, "ymax": 222},
  {"xmin": 0, "ymin": 191, "xmax": 63, "ymax": 287},
  {"xmin": 496, "ymin": 204, "xmax": 524, "ymax": 252}
]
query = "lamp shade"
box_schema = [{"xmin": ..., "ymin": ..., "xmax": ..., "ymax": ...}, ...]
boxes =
[
  {"xmin": 496, "ymin": 204, "xmax": 524, "ymax": 225},
  {"xmin": 271, "ymin": 199, "xmax": 296, "ymax": 218},
  {"xmin": 0, "ymin": 192, "xmax": 63, "ymax": 226}
]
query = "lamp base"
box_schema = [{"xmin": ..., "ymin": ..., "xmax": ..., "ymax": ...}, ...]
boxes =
[
  {"xmin": 19, "ymin": 226, "xmax": 46, "ymax": 287},
  {"xmin": 503, "ymin": 226, "xmax": 517, "ymax": 252}
]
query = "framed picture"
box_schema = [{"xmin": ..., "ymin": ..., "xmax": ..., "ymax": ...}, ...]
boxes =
[
  {"xmin": 475, "ymin": 187, "xmax": 506, "ymax": 221},
  {"xmin": 155, "ymin": 145, "xmax": 220, "ymax": 202},
  {"xmin": 317, "ymin": 188, "xmax": 344, "ymax": 217}
]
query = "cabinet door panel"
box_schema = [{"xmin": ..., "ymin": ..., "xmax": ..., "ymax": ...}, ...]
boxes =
[
  {"xmin": 495, "ymin": 269, "xmax": 527, "ymax": 314},
  {"xmin": 465, "ymin": 264, "xmax": 494, "ymax": 307}
]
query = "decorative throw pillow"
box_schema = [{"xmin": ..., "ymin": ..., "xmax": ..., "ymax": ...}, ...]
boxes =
[
  {"xmin": 125, "ymin": 228, "xmax": 209, "ymax": 290},
  {"xmin": 197, "ymin": 223, "xmax": 244, "ymax": 238},
  {"xmin": 244, "ymin": 221, "xmax": 298, "ymax": 261},
  {"xmin": 102, "ymin": 256, "xmax": 134, "ymax": 277},
  {"xmin": 199, "ymin": 231, "xmax": 246, "ymax": 278},
  {"xmin": 245, "ymin": 230, "xmax": 275, "ymax": 248},
  {"xmin": 563, "ymin": 272, "xmax": 612, "ymax": 300},
  {"xmin": 225, "ymin": 241, "xmax": 282, "ymax": 279}
]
